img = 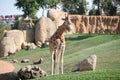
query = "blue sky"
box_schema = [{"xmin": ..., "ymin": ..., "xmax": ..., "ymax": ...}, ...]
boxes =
[
  {"xmin": 0, "ymin": 0, "xmax": 23, "ymax": 15},
  {"xmin": 0, "ymin": 0, "xmax": 92, "ymax": 18}
]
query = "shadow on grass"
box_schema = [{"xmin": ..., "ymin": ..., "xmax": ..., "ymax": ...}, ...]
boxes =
[{"xmin": 65, "ymin": 34, "xmax": 96, "ymax": 41}]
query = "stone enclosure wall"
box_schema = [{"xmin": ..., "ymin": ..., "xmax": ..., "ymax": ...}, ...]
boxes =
[
  {"xmin": 70, "ymin": 15, "xmax": 120, "ymax": 34},
  {"xmin": 48, "ymin": 9, "xmax": 120, "ymax": 34}
]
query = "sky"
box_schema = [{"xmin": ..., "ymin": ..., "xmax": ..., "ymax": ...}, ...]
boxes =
[
  {"xmin": 0, "ymin": 0, "xmax": 92, "ymax": 18},
  {"xmin": 0, "ymin": 0, "xmax": 23, "ymax": 15}
]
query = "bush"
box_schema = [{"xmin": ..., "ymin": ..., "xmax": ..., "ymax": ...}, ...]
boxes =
[
  {"xmin": 0, "ymin": 23, "xmax": 11, "ymax": 38},
  {"xmin": 12, "ymin": 16, "xmax": 22, "ymax": 29}
]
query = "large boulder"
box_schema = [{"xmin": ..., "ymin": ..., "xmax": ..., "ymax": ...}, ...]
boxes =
[
  {"xmin": 0, "ymin": 37, "xmax": 17, "ymax": 56},
  {"xmin": 47, "ymin": 9, "xmax": 67, "ymax": 27},
  {"xmin": 0, "ymin": 29, "xmax": 36, "ymax": 57},
  {"xmin": 35, "ymin": 17, "xmax": 57, "ymax": 47},
  {"xmin": 22, "ymin": 29, "xmax": 35, "ymax": 43},
  {"xmin": 47, "ymin": 9, "xmax": 76, "ymax": 34},
  {"xmin": 72, "ymin": 55, "xmax": 97, "ymax": 72},
  {"xmin": 3, "ymin": 30, "xmax": 25, "ymax": 51}
]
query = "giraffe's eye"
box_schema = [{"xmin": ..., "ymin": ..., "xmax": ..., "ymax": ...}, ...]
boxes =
[{"xmin": 62, "ymin": 18, "xmax": 65, "ymax": 21}]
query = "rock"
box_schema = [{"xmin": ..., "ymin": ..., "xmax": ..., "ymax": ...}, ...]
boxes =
[
  {"xmin": 18, "ymin": 66, "xmax": 47, "ymax": 79},
  {"xmin": 47, "ymin": 9, "xmax": 75, "ymax": 34},
  {"xmin": 18, "ymin": 17, "xmax": 34, "ymax": 30},
  {"xmin": 0, "ymin": 29, "xmax": 36, "ymax": 57},
  {"xmin": 17, "ymin": 65, "xmax": 32, "ymax": 79},
  {"xmin": 0, "ymin": 37, "xmax": 17, "ymax": 57},
  {"xmin": 33, "ymin": 58, "xmax": 43, "ymax": 65},
  {"xmin": 35, "ymin": 17, "xmax": 57, "ymax": 47},
  {"xmin": 27, "ymin": 43, "xmax": 37, "ymax": 50},
  {"xmin": 72, "ymin": 55, "xmax": 97, "ymax": 72},
  {"xmin": 21, "ymin": 59, "xmax": 30, "ymax": 63},
  {"xmin": 22, "ymin": 43, "xmax": 37, "ymax": 50},
  {"xmin": 22, "ymin": 29, "xmax": 35, "ymax": 43},
  {"xmin": 3, "ymin": 30, "xmax": 25, "ymax": 51},
  {"xmin": 12, "ymin": 59, "xmax": 18, "ymax": 63},
  {"xmin": 39, "ymin": 70, "xmax": 47, "ymax": 77},
  {"xmin": 47, "ymin": 9, "xmax": 67, "ymax": 27},
  {"xmin": 0, "ymin": 72, "xmax": 19, "ymax": 80},
  {"xmin": 0, "ymin": 30, "xmax": 26, "ymax": 57}
]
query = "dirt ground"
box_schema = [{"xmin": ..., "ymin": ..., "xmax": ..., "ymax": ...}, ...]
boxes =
[{"xmin": 0, "ymin": 60, "xmax": 15, "ymax": 74}]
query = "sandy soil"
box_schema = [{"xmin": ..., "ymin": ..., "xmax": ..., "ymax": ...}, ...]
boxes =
[{"xmin": 0, "ymin": 60, "xmax": 15, "ymax": 74}]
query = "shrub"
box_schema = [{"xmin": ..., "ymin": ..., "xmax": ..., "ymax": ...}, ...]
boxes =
[{"xmin": 0, "ymin": 23, "xmax": 11, "ymax": 38}]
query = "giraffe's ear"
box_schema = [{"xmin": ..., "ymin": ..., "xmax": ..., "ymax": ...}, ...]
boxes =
[
  {"xmin": 62, "ymin": 13, "xmax": 70, "ymax": 21},
  {"xmin": 65, "ymin": 13, "xmax": 67, "ymax": 18},
  {"xmin": 62, "ymin": 13, "xmax": 68, "ymax": 21},
  {"xmin": 65, "ymin": 13, "xmax": 69, "ymax": 18}
]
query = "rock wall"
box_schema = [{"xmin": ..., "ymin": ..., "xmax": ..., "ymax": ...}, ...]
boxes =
[{"xmin": 48, "ymin": 9, "xmax": 120, "ymax": 34}]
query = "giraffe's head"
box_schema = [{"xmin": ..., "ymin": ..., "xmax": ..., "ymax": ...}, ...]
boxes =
[{"xmin": 62, "ymin": 14, "xmax": 72, "ymax": 31}]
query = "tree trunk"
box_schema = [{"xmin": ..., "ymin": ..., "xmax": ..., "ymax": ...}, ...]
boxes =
[
  {"xmin": 98, "ymin": 2, "xmax": 100, "ymax": 15},
  {"xmin": 42, "ymin": 7, "xmax": 44, "ymax": 17}
]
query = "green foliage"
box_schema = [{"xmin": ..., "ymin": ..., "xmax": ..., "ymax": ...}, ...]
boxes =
[
  {"xmin": 37, "ymin": 0, "xmax": 60, "ymax": 16},
  {"xmin": 101, "ymin": 1, "xmax": 117, "ymax": 16},
  {"xmin": 92, "ymin": 0, "xmax": 117, "ymax": 15},
  {"xmin": 37, "ymin": 0, "xmax": 60, "ymax": 9},
  {"xmin": 15, "ymin": 0, "xmax": 39, "ymax": 18},
  {"xmin": 113, "ymin": 0, "xmax": 120, "ymax": 5},
  {"xmin": 61, "ymin": 0, "xmax": 87, "ymax": 14},
  {"xmin": 89, "ymin": 8, "xmax": 97, "ymax": 15},
  {"xmin": 0, "ymin": 23, "xmax": 11, "ymax": 38},
  {"xmin": 47, "ymin": 0, "xmax": 60, "ymax": 8},
  {"xmin": 12, "ymin": 16, "xmax": 22, "ymax": 29},
  {"xmin": 15, "ymin": 0, "xmax": 61, "ymax": 17}
]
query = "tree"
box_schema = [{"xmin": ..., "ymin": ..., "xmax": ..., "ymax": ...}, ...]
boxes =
[
  {"xmin": 93, "ymin": 0, "xmax": 118, "ymax": 16},
  {"xmin": 61, "ymin": 0, "xmax": 87, "ymax": 14},
  {"xmin": 15, "ymin": 0, "xmax": 61, "ymax": 17},
  {"xmin": 103, "ymin": 1, "xmax": 117, "ymax": 16},
  {"xmin": 15, "ymin": 0, "xmax": 39, "ymax": 18},
  {"xmin": 93, "ymin": 0, "xmax": 102, "ymax": 15},
  {"xmin": 12, "ymin": 16, "xmax": 22, "ymax": 29},
  {"xmin": 89, "ymin": 8, "xmax": 97, "ymax": 15},
  {"xmin": 36, "ymin": 0, "xmax": 60, "ymax": 16},
  {"xmin": 113, "ymin": 0, "xmax": 120, "ymax": 5},
  {"xmin": 47, "ymin": 0, "xmax": 60, "ymax": 9}
]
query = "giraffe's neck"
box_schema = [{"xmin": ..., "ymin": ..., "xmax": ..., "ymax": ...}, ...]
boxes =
[
  {"xmin": 54, "ymin": 24, "xmax": 66, "ymax": 36},
  {"xmin": 49, "ymin": 23, "xmax": 66, "ymax": 44}
]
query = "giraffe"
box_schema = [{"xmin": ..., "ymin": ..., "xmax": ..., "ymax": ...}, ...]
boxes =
[{"xmin": 49, "ymin": 14, "xmax": 72, "ymax": 75}]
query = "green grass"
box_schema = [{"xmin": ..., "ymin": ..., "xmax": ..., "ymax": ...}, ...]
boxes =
[
  {"xmin": 33, "ymin": 69, "xmax": 120, "ymax": 80},
  {"xmin": 0, "ymin": 34, "xmax": 120, "ymax": 80}
]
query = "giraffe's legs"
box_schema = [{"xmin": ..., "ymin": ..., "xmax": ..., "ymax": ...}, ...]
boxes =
[
  {"xmin": 60, "ymin": 46, "xmax": 65, "ymax": 74},
  {"xmin": 56, "ymin": 48, "xmax": 61, "ymax": 74},
  {"xmin": 54, "ymin": 49, "xmax": 58, "ymax": 75},
  {"xmin": 50, "ymin": 44, "xmax": 65, "ymax": 75},
  {"xmin": 51, "ymin": 50, "xmax": 54, "ymax": 75}
]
